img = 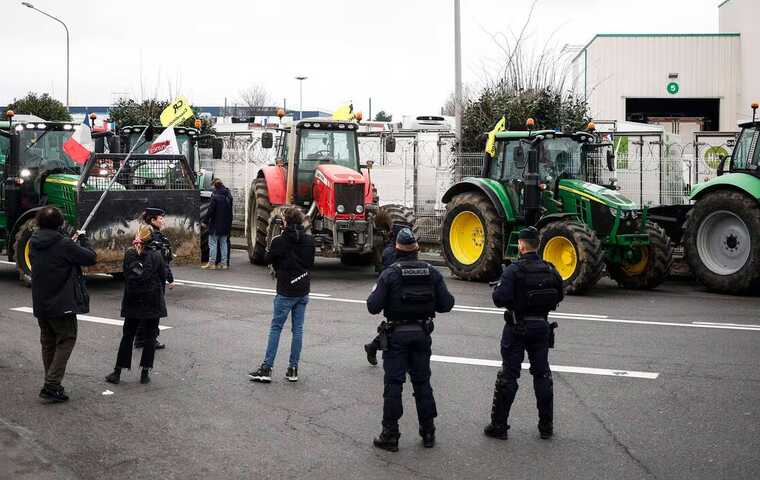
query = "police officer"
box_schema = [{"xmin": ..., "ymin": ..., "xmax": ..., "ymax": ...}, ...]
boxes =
[
  {"xmin": 134, "ymin": 207, "xmax": 175, "ymax": 349},
  {"xmin": 484, "ymin": 227, "xmax": 564, "ymax": 441},
  {"xmin": 364, "ymin": 222, "xmax": 412, "ymax": 366},
  {"xmin": 366, "ymin": 228, "xmax": 455, "ymax": 451}
]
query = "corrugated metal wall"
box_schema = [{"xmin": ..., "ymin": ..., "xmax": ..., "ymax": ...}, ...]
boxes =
[{"xmin": 574, "ymin": 35, "xmax": 740, "ymax": 130}]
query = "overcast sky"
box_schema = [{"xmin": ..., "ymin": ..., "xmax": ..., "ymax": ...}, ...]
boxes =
[{"xmin": 1, "ymin": 0, "xmax": 720, "ymax": 118}]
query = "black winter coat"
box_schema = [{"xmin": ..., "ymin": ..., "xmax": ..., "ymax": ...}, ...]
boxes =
[
  {"xmin": 120, "ymin": 247, "xmax": 168, "ymax": 319},
  {"xmin": 206, "ymin": 186, "xmax": 233, "ymax": 236},
  {"xmin": 264, "ymin": 225, "xmax": 316, "ymax": 297},
  {"xmin": 30, "ymin": 229, "xmax": 97, "ymax": 319}
]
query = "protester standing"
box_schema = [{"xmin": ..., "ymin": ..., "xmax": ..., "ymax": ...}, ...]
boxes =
[
  {"xmin": 202, "ymin": 179, "xmax": 233, "ymax": 270},
  {"xmin": 134, "ymin": 207, "xmax": 174, "ymax": 350},
  {"xmin": 105, "ymin": 224, "xmax": 167, "ymax": 385},
  {"xmin": 249, "ymin": 208, "xmax": 315, "ymax": 383},
  {"xmin": 30, "ymin": 206, "xmax": 97, "ymax": 402}
]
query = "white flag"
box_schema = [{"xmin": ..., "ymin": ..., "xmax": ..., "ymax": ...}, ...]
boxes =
[{"xmin": 148, "ymin": 127, "xmax": 180, "ymax": 155}]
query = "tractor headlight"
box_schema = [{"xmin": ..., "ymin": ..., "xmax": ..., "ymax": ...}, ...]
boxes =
[
  {"xmin": 356, "ymin": 205, "xmax": 364, "ymax": 213},
  {"xmin": 134, "ymin": 177, "xmax": 146, "ymax": 186},
  {"xmin": 608, "ymin": 207, "xmax": 620, "ymax": 218},
  {"xmin": 337, "ymin": 204, "xmax": 345, "ymax": 213},
  {"xmin": 20, "ymin": 168, "xmax": 32, "ymax": 178},
  {"xmin": 153, "ymin": 178, "xmax": 167, "ymax": 187}
]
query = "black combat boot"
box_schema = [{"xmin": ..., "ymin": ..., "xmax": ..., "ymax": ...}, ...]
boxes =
[
  {"xmin": 373, "ymin": 425, "xmax": 400, "ymax": 452},
  {"xmin": 419, "ymin": 419, "xmax": 436, "ymax": 448},
  {"xmin": 364, "ymin": 343, "xmax": 378, "ymax": 366},
  {"xmin": 538, "ymin": 419, "xmax": 553, "ymax": 439},
  {"xmin": 105, "ymin": 368, "xmax": 122, "ymax": 384},
  {"xmin": 140, "ymin": 368, "xmax": 151, "ymax": 384},
  {"xmin": 484, "ymin": 371, "xmax": 511, "ymax": 440}
]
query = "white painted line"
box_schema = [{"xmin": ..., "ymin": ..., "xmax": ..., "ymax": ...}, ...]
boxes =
[
  {"xmin": 0, "ymin": 260, "xmax": 15, "ymax": 265},
  {"xmin": 693, "ymin": 321, "xmax": 760, "ymax": 328},
  {"xmin": 431, "ymin": 354, "xmax": 660, "ymax": 380},
  {"xmin": 10, "ymin": 307, "xmax": 172, "ymax": 330},
  {"xmin": 173, "ymin": 278, "xmax": 331, "ymax": 297},
  {"xmin": 453, "ymin": 304, "xmax": 608, "ymax": 319}
]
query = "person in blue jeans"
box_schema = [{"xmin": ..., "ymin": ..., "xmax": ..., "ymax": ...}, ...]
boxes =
[
  {"xmin": 249, "ymin": 207, "xmax": 315, "ymax": 383},
  {"xmin": 202, "ymin": 179, "xmax": 233, "ymax": 270}
]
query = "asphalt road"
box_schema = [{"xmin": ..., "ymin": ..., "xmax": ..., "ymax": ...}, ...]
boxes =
[{"xmin": 1, "ymin": 252, "xmax": 759, "ymax": 480}]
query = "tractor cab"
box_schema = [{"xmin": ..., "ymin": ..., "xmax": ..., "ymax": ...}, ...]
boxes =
[{"xmin": 724, "ymin": 120, "xmax": 759, "ymax": 177}]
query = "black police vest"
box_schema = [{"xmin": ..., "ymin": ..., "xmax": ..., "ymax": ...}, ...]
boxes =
[
  {"xmin": 513, "ymin": 257, "xmax": 562, "ymax": 318},
  {"xmin": 385, "ymin": 260, "xmax": 437, "ymax": 322}
]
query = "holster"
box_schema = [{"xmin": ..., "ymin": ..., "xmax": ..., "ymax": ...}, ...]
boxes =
[
  {"xmin": 548, "ymin": 321, "xmax": 558, "ymax": 348},
  {"xmin": 378, "ymin": 321, "xmax": 391, "ymax": 351}
]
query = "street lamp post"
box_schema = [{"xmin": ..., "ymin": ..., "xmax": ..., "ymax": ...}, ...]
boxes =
[
  {"xmin": 21, "ymin": 2, "xmax": 70, "ymax": 111},
  {"xmin": 454, "ymin": 0, "xmax": 462, "ymax": 154},
  {"xmin": 295, "ymin": 76, "xmax": 307, "ymax": 121}
]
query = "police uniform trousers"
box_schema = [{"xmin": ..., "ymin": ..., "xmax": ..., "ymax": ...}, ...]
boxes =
[
  {"xmin": 382, "ymin": 323, "xmax": 437, "ymax": 431},
  {"xmin": 493, "ymin": 318, "xmax": 553, "ymax": 426}
]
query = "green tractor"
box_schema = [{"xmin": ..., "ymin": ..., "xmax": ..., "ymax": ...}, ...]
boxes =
[
  {"xmin": 652, "ymin": 103, "xmax": 760, "ymax": 293},
  {"xmin": 441, "ymin": 123, "xmax": 673, "ymax": 294},
  {"xmin": 0, "ymin": 114, "xmax": 201, "ymax": 285}
]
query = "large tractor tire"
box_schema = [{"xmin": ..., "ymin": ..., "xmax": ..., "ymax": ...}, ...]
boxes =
[
  {"xmin": 539, "ymin": 221, "xmax": 604, "ymax": 294},
  {"xmin": 14, "ymin": 219, "xmax": 37, "ymax": 287},
  {"xmin": 441, "ymin": 192, "xmax": 503, "ymax": 282},
  {"xmin": 684, "ymin": 190, "xmax": 760, "ymax": 294},
  {"xmin": 607, "ymin": 222, "xmax": 673, "ymax": 290},
  {"xmin": 247, "ymin": 177, "xmax": 273, "ymax": 265},
  {"xmin": 342, "ymin": 204, "xmax": 414, "ymax": 267}
]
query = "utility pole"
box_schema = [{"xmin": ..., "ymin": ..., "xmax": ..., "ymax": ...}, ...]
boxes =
[
  {"xmin": 22, "ymin": 2, "xmax": 70, "ymax": 111},
  {"xmin": 369, "ymin": 97, "xmax": 372, "ymax": 121},
  {"xmin": 454, "ymin": 0, "xmax": 463, "ymax": 153},
  {"xmin": 295, "ymin": 76, "xmax": 307, "ymax": 121}
]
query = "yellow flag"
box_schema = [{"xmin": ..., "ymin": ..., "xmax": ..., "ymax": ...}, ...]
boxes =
[
  {"xmin": 160, "ymin": 96, "xmax": 194, "ymax": 127},
  {"xmin": 332, "ymin": 103, "xmax": 354, "ymax": 121},
  {"xmin": 485, "ymin": 115, "xmax": 506, "ymax": 157}
]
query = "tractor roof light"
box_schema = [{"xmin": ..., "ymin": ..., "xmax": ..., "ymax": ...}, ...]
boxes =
[
  {"xmin": 752, "ymin": 102, "xmax": 759, "ymax": 109},
  {"xmin": 20, "ymin": 168, "xmax": 32, "ymax": 178},
  {"xmin": 63, "ymin": 124, "xmax": 73, "ymax": 130},
  {"xmin": 26, "ymin": 123, "xmax": 36, "ymax": 129},
  {"xmin": 355, "ymin": 111, "xmax": 363, "ymax": 122},
  {"xmin": 277, "ymin": 108, "xmax": 285, "ymax": 119},
  {"xmin": 194, "ymin": 119, "xmax": 202, "ymax": 129},
  {"xmin": 15, "ymin": 125, "xmax": 24, "ymax": 131},
  {"xmin": 36, "ymin": 124, "xmax": 46, "ymax": 129},
  {"xmin": 89, "ymin": 113, "xmax": 97, "ymax": 121},
  {"xmin": 526, "ymin": 118, "xmax": 535, "ymax": 129},
  {"xmin": 587, "ymin": 122, "xmax": 596, "ymax": 132},
  {"xmin": 5, "ymin": 110, "xmax": 14, "ymax": 119}
]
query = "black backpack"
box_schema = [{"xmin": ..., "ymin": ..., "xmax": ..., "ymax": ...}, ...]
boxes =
[{"xmin": 512, "ymin": 258, "xmax": 563, "ymax": 317}]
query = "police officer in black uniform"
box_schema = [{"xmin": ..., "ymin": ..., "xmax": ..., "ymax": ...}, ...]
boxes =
[
  {"xmin": 364, "ymin": 222, "xmax": 412, "ymax": 366},
  {"xmin": 134, "ymin": 207, "xmax": 174, "ymax": 349},
  {"xmin": 484, "ymin": 227, "xmax": 564, "ymax": 441},
  {"xmin": 366, "ymin": 228, "xmax": 455, "ymax": 452}
]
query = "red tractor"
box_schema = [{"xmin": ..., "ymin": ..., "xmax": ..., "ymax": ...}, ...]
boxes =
[{"xmin": 246, "ymin": 117, "xmax": 411, "ymax": 268}]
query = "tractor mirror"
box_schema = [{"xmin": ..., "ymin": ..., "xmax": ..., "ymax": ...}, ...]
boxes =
[
  {"xmin": 212, "ymin": 137, "xmax": 224, "ymax": 159},
  {"xmin": 261, "ymin": 132, "xmax": 273, "ymax": 149},
  {"xmin": 717, "ymin": 154, "xmax": 728, "ymax": 176},
  {"xmin": 606, "ymin": 150, "xmax": 615, "ymax": 171},
  {"xmin": 385, "ymin": 136, "xmax": 396, "ymax": 153}
]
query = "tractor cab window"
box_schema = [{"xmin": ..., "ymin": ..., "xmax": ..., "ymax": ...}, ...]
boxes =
[
  {"xmin": 731, "ymin": 127, "xmax": 759, "ymax": 171},
  {"xmin": 295, "ymin": 129, "xmax": 359, "ymax": 204},
  {"xmin": 18, "ymin": 129, "xmax": 79, "ymax": 174},
  {"xmin": 539, "ymin": 137, "xmax": 583, "ymax": 181},
  {"xmin": 0, "ymin": 135, "xmax": 9, "ymax": 167},
  {"xmin": 275, "ymin": 131, "xmax": 290, "ymax": 163}
]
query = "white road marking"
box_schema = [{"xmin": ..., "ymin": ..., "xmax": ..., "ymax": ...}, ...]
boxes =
[
  {"xmin": 693, "ymin": 321, "xmax": 760, "ymax": 328},
  {"xmin": 10, "ymin": 307, "xmax": 172, "ymax": 330},
  {"xmin": 431, "ymin": 354, "xmax": 660, "ymax": 380},
  {"xmin": 0, "ymin": 260, "xmax": 15, "ymax": 265},
  {"xmin": 173, "ymin": 278, "xmax": 331, "ymax": 297}
]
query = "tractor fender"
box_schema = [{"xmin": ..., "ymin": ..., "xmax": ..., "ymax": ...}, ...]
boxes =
[
  {"xmin": 257, "ymin": 165, "xmax": 287, "ymax": 206},
  {"xmin": 8, "ymin": 207, "xmax": 46, "ymax": 262},
  {"xmin": 441, "ymin": 178, "xmax": 516, "ymax": 223},
  {"xmin": 690, "ymin": 173, "xmax": 760, "ymax": 202},
  {"xmin": 534, "ymin": 213, "xmax": 580, "ymax": 231}
]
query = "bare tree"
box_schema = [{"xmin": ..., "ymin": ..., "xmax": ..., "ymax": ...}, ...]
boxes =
[
  {"xmin": 442, "ymin": 85, "xmax": 473, "ymax": 116},
  {"xmin": 239, "ymin": 84, "xmax": 272, "ymax": 116}
]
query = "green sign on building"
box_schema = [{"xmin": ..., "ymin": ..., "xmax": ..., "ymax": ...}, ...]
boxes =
[{"xmin": 666, "ymin": 82, "xmax": 680, "ymax": 95}]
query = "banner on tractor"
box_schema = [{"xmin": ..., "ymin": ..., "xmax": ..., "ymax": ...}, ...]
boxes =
[
  {"xmin": 148, "ymin": 127, "xmax": 180, "ymax": 155},
  {"xmin": 485, "ymin": 116, "xmax": 506, "ymax": 157},
  {"xmin": 160, "ymin": 96, "xmax": 194, "ymax": 127}
]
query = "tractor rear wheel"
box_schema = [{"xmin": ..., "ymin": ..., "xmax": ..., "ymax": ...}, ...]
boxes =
[
  {"xmin": 247, "ymin": 177, "xmax": 273, "ymax": 265},
  {"xmin": 441, "ymin": 192, "xmax": 503, "ymax": 282},
  {"xmin": 14, "ymin": 219, "xmax": 36, "ymax": 287},
  {"xmin": 539, "ymin": 221, "xmax": 603, "ymax": 294},
  {"xmin": 684, "ymin": 190, "xmax": 760, "ymax": 293},
  {"xmin": 607, "ymin": 222, "xmax": 673, "ymax": 289}
]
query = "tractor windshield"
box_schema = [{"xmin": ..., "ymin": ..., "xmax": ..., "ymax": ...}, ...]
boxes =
[
  {"xmin": 126, "ymin": 131, "xmax": 192, "ymax": 156},
  {"xmin": 537, "ymin": 137, "xmax": 584, "ymax": 180},
  {"xmin": 731, "ymin": 126, "xmax": 759, "ymax": 171},
  {"xmin": 18, "ymin": 129, "xmax": 79, "ymax": 174},
  {"xmin": 298, "ymin": 129, "xmax": 359, "ymax": 170}
]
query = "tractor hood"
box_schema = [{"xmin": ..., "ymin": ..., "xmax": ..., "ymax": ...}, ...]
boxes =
[
  {"xmin": 314, "ymin": 164, "xmax": 365, "ymax": 186},
  {"xmin": 558, "ymin": 179, "xmax": 638, "ymax": 210},
  {"xmin": 690, "ymin": 172, "xmax": 760, "ymax": 201}
]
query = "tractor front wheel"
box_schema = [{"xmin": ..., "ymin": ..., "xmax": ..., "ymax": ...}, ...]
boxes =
[
  {"xmin": 607, "ymin": 223, "xmax": 673, "ymax": 290},
  {"xmin": 247, "ymin": 177, "xmax": 273, "ymax": 265},
  {"xmin": 14, "ymin": 219, "xmax": 37, "ymax": 287},
  {"xmin": 441, "ymin": 192, "xmax": 503, "ymax": 282},
  {"xmin": 684, "ymin": 190, "xmax": 760, "ymax": 293},
  {"xmin": 539, "ymin": 221, "xmax": 603, "ymax": 294}
]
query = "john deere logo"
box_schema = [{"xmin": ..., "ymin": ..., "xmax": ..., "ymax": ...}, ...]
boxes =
[{"xmin": 667, "ymin": 82, "xmax": 680, "ymax": 95}]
